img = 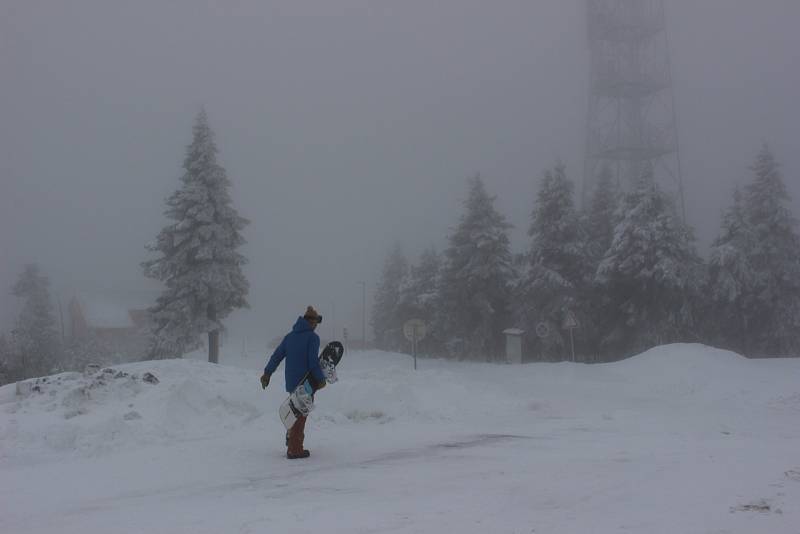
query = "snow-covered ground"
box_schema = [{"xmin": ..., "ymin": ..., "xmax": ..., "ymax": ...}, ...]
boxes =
[{"xmin": 1, "ymin": 344, "xmax": 799, "ymax": 534}]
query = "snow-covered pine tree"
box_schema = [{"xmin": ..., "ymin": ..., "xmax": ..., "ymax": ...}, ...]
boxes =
[
  {"xmin": 595, "ymin": 167, "xmax": 704, "ymax": 357},
  {"xmin": 585, "ymin": 165, "xmax": 618, "ymax": 262},
  {"xmin": 371, "ymin": 243, "xmax": 409, "ymax": 351},
  {"xmin": 396, "ymin": 247, "xmax": 442, "ymax": 354},
  {"xmin": 706, "ymin": 187, "xmax": 756, "ymax": 353},
  {"xmin": 518, "ymin": 164, "xmax": 589, "ymax": 361},
  {"xmin": 9, "ymin": 263, "xmax": 61, "ymax": 379},
  {"xmin": 142, "ymin": 110, "xmax": 249, "ymax": 363},
  {"xmin": 583, "ymin": 164, "xmax": 620, "ymax": 360},
  {"xmin": 408, "ymin": 247, "xmax": 442, "ymax": 321},
  {"xmin": 739, "ymin": 145, "xmax": 800, "ymax": 355},
  {"xmin": 439, "ymin": 175, "xmax": 514, "ymax": 360}
]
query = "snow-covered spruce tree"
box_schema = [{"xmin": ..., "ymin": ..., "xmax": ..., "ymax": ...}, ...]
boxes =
[
  {"xmin": 371, "ymin": 243, "xmax": 409, "ymax": 351},
  {"xmin": 595, "ymin": 167, "xmax": 704, "ymax": 357},
  {"xmin": 439, "ymin": 175, "xmax": 514, "ymax": 360},
  {"xmin": 142, "ymin": 110, "xmax": 249, "ymax": 363},
  {"xmin": 582, "ymin": 164, "xmax": 620, "ymax": 360},
  {"xmin": 396, "ymin": 247, "xmax": 442, "ymax": 354},
  {"xmin": 739, "ymin": 145, "xmax": 800, "ymax": 355},
  {"xmin": 406, "ymin": 247, "xmax": 442, "ymax": 322},
  {"xmin": 517, "ymin": 164, "xmax": 590, "ymax": 361},
  {"xmin": 706, "ymin": 188, "xmax": 756, "ymax": 353},
  {"xmin": 585, "ymin": 165, "xmax": 618, "ymax": 262},
  {"xmin": 9, "ymin": 263, "xmax": 61, "ymax": 379}
]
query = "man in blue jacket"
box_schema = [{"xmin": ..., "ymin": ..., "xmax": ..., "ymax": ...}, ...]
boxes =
[{"xmin": 261, "ymin": 306, "xmax": 326, "ymax": 459}]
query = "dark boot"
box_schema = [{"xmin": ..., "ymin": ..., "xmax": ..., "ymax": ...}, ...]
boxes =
[{"xmin": 286, "ymin": 415, "xmax": 309, "ymax": 459}]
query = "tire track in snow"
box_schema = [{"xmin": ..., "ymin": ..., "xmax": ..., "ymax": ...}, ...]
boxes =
[{"xmin": 59, "ymin": 433, "xmax": 540, "ymax": 516}]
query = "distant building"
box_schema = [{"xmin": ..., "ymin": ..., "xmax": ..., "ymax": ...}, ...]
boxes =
[{"xmin": 68, "ymin": 294, "xmax": 151, "ymax": 361}]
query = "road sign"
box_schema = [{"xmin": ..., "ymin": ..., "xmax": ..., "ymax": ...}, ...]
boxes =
[
  {"xmin": 563, "ymin": 310, "xmax": 579, "ymax": 330},
  {"xmin": 562, "ymin": 310, "xmax": 579, "ymax": 362},
  {"xmin": 403, "ymin": 319, "xmax": 427, "ymax": 342},
  {"xmin": 535, "ymin": 322, "xmax": 550, "ymax": 338}
]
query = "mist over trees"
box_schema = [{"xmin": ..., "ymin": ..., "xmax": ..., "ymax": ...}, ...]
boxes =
[
  {"xmin": 437, "ymin": 175, "xmax": 515, "ymax": 360},
  {"xmin": 1, "ymin": 264, "xmax": 153, "ymax": 383},
  {"xmin": 397, "ymin": 248, "xmax": 443, "ymax": 352},
  {"xmin": 142, "ymin": 110, "xmax": 250, "ymax": 363},
  {"xmin": 371, "ymin": 242, "xmax": 409, "ymax": 352},
  {"xmin": 594, "ymin": 167, "xmax": 704, "ymax": 357},
  {"xmin": 518, "ymin": 163, "xmax": 589, "ymax": 360},
  {"xmin": 371, "ymin": 146, "xmax": 800, "ymax": 362},
  {"xmin": 0, "ymin": 111, "xmax": 253, "ymax": 384},
  {"xmin": 2, "ymin": 131, "xmax": 797, "ymax": 382},
  {"xmin": 707, "ymin": 145, "xmax": 800, "ymax": 356},
  {"xmin": 1, "ymin": 264, "xmax": 62, "ymax": 380}
]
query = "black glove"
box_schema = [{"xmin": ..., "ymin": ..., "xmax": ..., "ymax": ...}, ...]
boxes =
[{"xmin": 260, "ymin": 373, "xmax": 270, "ymax": 390}]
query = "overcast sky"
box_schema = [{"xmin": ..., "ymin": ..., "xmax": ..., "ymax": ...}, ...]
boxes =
[{"xmin": 2, "ymin": 0, "xmax": 799, "ymax": 347}]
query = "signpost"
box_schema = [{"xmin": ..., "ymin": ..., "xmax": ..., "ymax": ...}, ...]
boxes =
[
  {"xmin": 403, "ymin": 319, "xmax": 427, "ymax": 370},
  {"xmin": 562, "ymin": 310, "xmax": 579, "ymax": 362}
]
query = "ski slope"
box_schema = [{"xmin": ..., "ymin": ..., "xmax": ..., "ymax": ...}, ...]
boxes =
[{"xmin": 1, "ymin": 344, "xmax": 799, "ymax": 533}]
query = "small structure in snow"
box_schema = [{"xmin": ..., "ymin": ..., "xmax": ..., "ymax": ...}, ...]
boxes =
[{"xmin": 502, "ymin": 328, "xmax": 524, "ymax": 364}]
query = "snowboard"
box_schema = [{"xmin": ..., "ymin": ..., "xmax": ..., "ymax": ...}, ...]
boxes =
[{"xmin": 279, "ymin": 341, "xmax": 344, "ymax": 430}]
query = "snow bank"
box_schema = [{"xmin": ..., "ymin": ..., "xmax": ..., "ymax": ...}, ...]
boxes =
[
  {"xmin": 0, "ymin": 360, "xmax": 267, "ymax": 459},
  {"xmin": 605, "ymin": 343, "xmax": 797, "ymax": 405},
  {"xmin": 2, "ymin": 344, "xmax": 797, "ymax": 461}
]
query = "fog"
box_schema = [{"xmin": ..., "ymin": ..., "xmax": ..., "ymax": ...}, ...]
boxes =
[{"xmin": 2, "ymin": 0, "xmax": 799, "ymax": 347}]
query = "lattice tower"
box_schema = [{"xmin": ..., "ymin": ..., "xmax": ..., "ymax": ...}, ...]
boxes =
[{"xmin": 583, "ymin": 0, "xmax": 685, "ymax": 218}]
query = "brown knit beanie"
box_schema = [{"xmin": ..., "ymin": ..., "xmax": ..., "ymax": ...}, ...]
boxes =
[{"xmin": 303, "ymin": 306, "xmax": 320, "ymax": 322}]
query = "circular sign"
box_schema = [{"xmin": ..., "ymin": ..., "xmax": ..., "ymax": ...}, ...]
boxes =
[
  {"xmin": 403, "ymin": 319, "xmax": 427, "ymax": 342},
  {"xmin": 535, "ymin": 322, "xmax": 550, "ymax": 338}
]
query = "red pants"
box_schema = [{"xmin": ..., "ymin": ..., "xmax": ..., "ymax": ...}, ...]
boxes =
[{"xmin": 287, "ymin": 415, "xmax": 307, "ymax": 455}]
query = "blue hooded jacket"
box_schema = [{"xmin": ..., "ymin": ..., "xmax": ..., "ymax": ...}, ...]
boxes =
[{"xmin": 264, "ymin": 317, "xmax": 325, "ymax": 392}]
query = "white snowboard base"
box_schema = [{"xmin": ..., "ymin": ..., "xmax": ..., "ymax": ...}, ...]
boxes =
[{"xmin": 279, "ymin": 397, "xmax": 298, "ymax": 430}]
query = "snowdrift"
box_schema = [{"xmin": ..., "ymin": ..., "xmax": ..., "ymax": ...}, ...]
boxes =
[{"xmin": 2, "ymin": 343, "xmax": 796, "ymax": 461}]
